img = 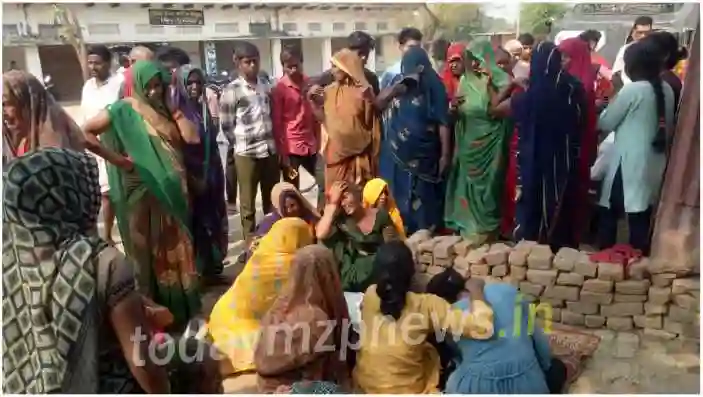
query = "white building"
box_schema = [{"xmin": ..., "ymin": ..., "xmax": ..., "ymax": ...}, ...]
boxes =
[{"xmin": 2, "ymin": 2, "xmax": 417, "ymax": 101}]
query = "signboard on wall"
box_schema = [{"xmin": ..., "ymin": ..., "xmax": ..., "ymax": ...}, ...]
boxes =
[{"xmin": 148, "ymin": 9, "xmax": 204, "ymax": 26}]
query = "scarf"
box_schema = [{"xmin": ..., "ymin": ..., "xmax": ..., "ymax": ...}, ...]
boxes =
[{"xmin": 440, "ymin": 42, "xmax": 467, "ymax": 101}]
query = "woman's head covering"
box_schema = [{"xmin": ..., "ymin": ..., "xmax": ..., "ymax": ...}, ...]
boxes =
[
  {"xmin": 131, "ymin": 60, "xmax": 171, "ymax": 116},
  {"xmin": 467, "ymin": 40, "xmax": 511, "ymax": 89},
  {"xmin": 400, "ymin": 46, "xmax": 449, "ymax": 126},
  {"xmin": 441, "ymin": 42, "xmax": 467, "ymax": 100},
  {"xmin": 559, "ymin": 37, "xmax": 596, "ymax": 94},
  {"xmin": 504, "ymin": 39, "xmax": 524, "ymax": 55},
  {"xmin": 331, "ymin": 48, "xmax": 370, "ymax": 89},
  {"xmin": 2, "ymin": 148, "xmax": 106, "ymax": 393},
  {"xmin": 2, "ymin": 70, "xmax": 85, "ymax": 158},
  {"xmin": 271, "ymin": 181, "xmax": 321, "ymax": 221},
  {"xmin": 257, "ymin": 245, "xmax": 350, "ymax": 391},
  {"xmin": 174, "ymin": 64, "xmax": 209, "ymax": 121},
  {"xmin": 362, "ymin": 178, "xmax": 406, "ymax": 238}
]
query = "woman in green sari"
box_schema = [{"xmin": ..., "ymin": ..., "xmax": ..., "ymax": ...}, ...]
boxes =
[
  {"xmin": 444, "ymin": 41, "xmax": 513, "ymax": 242},
  {"xmin": 83, "ymin": 60, "xmax": 201, "ymax": 326}
]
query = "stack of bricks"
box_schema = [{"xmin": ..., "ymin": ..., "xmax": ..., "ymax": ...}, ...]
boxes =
[{"xmin": 405, "ymin": 230, "xmax": 700, "ymax": 339}]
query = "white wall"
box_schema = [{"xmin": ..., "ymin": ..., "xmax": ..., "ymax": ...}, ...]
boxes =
[{"xmin": 3, "ymin": 3, "xmax": 408, "ymax": 44}]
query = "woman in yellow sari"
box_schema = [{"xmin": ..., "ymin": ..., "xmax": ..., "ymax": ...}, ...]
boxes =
[
  {"xmin": 317, "ymin": 48, "xmax": 381, "ymax": 192},
  {"xmin": 207, "ymin": 217, "xmax": 314, "ymax": 389},
  {"xmin": 362, "ymin": 178, "xmax": 406, "ymax": 238}
]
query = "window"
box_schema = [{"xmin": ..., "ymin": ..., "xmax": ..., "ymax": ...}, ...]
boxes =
[
  {"xmin": 333, "ymin": 22, "xmax": 345, "ymax": 32},
  {"xmin": 374, "ymin": 36, "xmax": 383, "ymax": 56},
  {"xmin": 354, "ymin": 22, "xmax": 367, "ymax": 31},
  {"xmin": 307, "ymin": 22, "xmax": 322, "ymax": 32},
  {"xmin": 87, "ymin": 23, "xmax": 120, "ymax": 35},
  {"xmin": 2, "ymin": 24, "xmax": 19, "ymax": 37},
  {"xmin": 282, "ymin": 22, "xmax": 297, "ymax": 32},
  {"xmin": 377, "ymin": 22, "xmax": 388, "ymax": 31},
  {"xmin": 215, "ymin": 23, "xmax": 239, "ymax": 33}
]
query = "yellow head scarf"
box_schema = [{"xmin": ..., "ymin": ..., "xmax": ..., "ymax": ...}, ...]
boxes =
[
  {"xmin": 362, "ymin": 178, "xmax": 407, "ymax": 238},
  {"xmin": 207, "ymin": 217, "xmax": 314, "ymax": 375}
]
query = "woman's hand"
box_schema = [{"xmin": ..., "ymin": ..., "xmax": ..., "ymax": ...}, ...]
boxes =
[
  {"xmin": 119, "ymin": 155, "xmax": 135, "ymax": 171},
  {"xmin": 439, "ymin": 154, "xmax": 450, "ymax": 176},
  {"xmin": 449, "ymin": 95, "xmax": 465, "ymax": 113},
  {"xmin": 328, "ymin": 181, "xmax": 347, "ymax": 205}
]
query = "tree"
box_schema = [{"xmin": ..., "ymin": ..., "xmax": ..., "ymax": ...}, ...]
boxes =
[
  {"xmin": 52, "ymin": 4, "xmax": 89, "ymax": 81},
  {"xmin": 418, "ymin": 3, "xmax": 484, "ymax": 41},
  {"xmin": 519, "ymin": 3, "xmax": 569, "ymax": 35}
]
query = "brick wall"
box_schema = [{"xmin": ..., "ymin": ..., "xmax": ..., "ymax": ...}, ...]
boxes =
[{"xmin": 406, "ymin": 230, "xmax": 700, "ymax": 340}]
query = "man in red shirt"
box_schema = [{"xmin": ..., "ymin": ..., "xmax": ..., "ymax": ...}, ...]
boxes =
[{"xmin": 271, "ymin": 45, "xmax": 323, "ymax": 207}]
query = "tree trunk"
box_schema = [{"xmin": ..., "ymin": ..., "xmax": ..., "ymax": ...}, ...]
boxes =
[
  {"xmin": 53, "ymin": 4, "xmax": 89, "ymax": 81},
  {"xmin": 421, "ymin": 4, "xmax": 443, "ymax": 41}
]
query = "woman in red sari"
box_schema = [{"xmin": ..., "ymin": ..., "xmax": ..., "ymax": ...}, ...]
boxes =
[
  {"xmin": 440, "ymin": 43, "xmax": 467, "ymax": 102},
  {"xmin": 558, "ymin": 38, "xmax": 597, "ymax": 243}
]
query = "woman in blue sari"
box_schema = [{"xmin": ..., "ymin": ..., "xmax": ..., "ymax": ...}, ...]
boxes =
[
  {"xmin": 175, "ymin": 64, "xmax": 228, "ymax": 284},
  {"xmin": 379, "ymin": 46, "xmax": 450, "ymax": 234},
  {"xmin": 511, "ymin": 42, "xmax": 585, "ymax": 249}
]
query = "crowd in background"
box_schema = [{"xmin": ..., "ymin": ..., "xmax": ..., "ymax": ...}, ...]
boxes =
[{"xmin": 1, "ymin": 14, "xmax": 692, "ymax": 394}]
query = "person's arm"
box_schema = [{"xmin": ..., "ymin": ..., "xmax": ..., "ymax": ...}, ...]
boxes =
[
  {"xmin": 82, "ymin": 108, "xmax": 133, "ymax": 170},
  {"xmin": 219, "ymin": 85, "xmax": 237, "ymax": 146},
  {"xmin": 315, "ymin": 203, "xmax": 340, "ymax": 240},
  {"xmin": 172, "ymin": 109, "xmax": 201, "ymax": 145},
  {"xmin": 373, "ymin": 81, "xmax": 405, "ymax": 111},
  {"xmin": 424, "ymin": 292, "xmax": 494, "ymax": 340},
  {"xmin": 488, "ymin": 81, "xmax": 517, "ymax": 118},
  {"xmin": 597, "ymin": 85, "xmax": 634, "ymax": 133}
]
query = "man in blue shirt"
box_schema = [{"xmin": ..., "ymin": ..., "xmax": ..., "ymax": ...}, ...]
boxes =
[{"xmin": 380, "ymin": 27, "xmax": 424, "ymax": 89}]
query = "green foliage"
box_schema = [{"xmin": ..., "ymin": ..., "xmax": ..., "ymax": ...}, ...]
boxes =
[{"xmin": 520, "ymin": 3, "xmax": 569, "ymax": 34}]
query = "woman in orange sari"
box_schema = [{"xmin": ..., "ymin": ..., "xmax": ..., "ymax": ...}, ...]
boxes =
[{"xmin": 317, "ymin": 48, "xmax": 381, "ymax": 191}]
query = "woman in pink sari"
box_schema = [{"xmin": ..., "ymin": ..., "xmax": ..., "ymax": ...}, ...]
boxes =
[{"xmin": 559, "ymin": 38, "xmax": 597, "ymax": 243}]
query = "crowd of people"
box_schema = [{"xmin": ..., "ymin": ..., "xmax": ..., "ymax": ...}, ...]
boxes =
[{"xmin": 1, "ymin": 14, "xmax": 692, "ymax": 394}]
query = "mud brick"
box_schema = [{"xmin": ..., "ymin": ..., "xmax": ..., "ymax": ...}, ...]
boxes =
[
  {"xmin": 566, "ymin": 301, "xmax": 599, "ymax": 315},
  {"xmin": 634, "ymin": 314, "xmax": 663, "ymax": 329},
  {"xmin": 561, "ymin": 310, "xmax": 585, "ymax": 326},
  {"xmin": 582, "ymin": 279, "xmax": 613, "ymax": 293},
  {"xmin": 557, "ymin": 272, "xmax": 584, "ymax": 286},
  {"xmin": 411, "ymin": 273, "xmax": 433, "ymax": 292},
  {"xmin": 526, "ymin": 269, "xmax": 558, "ymax": 286},
  {"xmin": 453, "ymin": 240, "xmax": 472, "ymax": 257},
  {"xmin": 527, "ymin": 245, "xmax": 553, "ymax": 270},
  {"xmin": 606, "ymin": 317, "xmax": 633, "ymax": 331},
  {"xmin": 598, "ymin": 262, "xmax": 624, "ymax": 281},
  {"xmin": 466, "ymin": 244, "xmax": 490, "ymax": 264},
  {"xmin": 523, "ymin": 293, "xmax": 538, "ymax": 303},
  {"xmin": 600, "ymin": 302, "xmax": 643, "ymax": 317},
  {"xmin": 626, "ymin": 258, "xmax": 649, "ymax": 280},
  {"xmin": 648, "ymin": 259, "xmax": 690, "ymax": 275},
  {"xmin": 454, "ymin": 265, "xmax": 471, "ymax": 279},
  {"xmin": 616, "ymin": 280, "xmax": 651, "ymax": 295},
  {"xmin": 668, "ymin": 305, "xmax": 699, "ymax": 324},
  {"xmin": 483, "ymin": 276, "xmax": 502, "ymax": 284},
  {"xmin": 418, "ymin": 236, "xmax": 441, "ymax": 252},
  {"xmin": 691, "ymin": 290, "xmax": 700, "ymax": 300},
  {"xmin": 648, "ymin": 287, "xmax": 671, "ymax": 305},
  {"xmin": 514, "ymin": 240, "xmax": 538, "ymax": 252},
  {"xmin": 663, "ymin": 318, "xmax": 685, "ymax": 335},
  {"xmin": 585, "ymin": 314, "xmax": 606, "ymax": 328},
  {"xmin": 433, "ymin": 257, "xmax": 453, "ymax": 268},
  {"xmin": 485, "ymin": 243, "xmax": 512, "ymax": 266},
  {"xmin": 491, "ymin": 264, "xmax": 508, "ymax": 277},
  {"xmin": 643, "ymin": 328, "xmax": 677, "ymax": 340},
  {"xmin": 502, "ymin": 276, "xmax": 520, "ymax": 287},
  {"xmin": 508, "ymin": 250, "xmax": 529, "ymax": 267},
  {"xmin": 543, "ymin": 285, "xmax": 579, "ymax": 301},
  {"xmin": 574, "ymin": 256, "xmax": 598, "ymax": 278},
  {"xmin": 426, "ymin": 265, "xmax": 445, "ymax": 276},
  {"xmin": 644, "ymin": 303, "xmax": 668, "ymax": 315},
  {"xmin": 580, "ymin": 290, "xmax": 613, "ymax": 305},
  {"xmin": 407, "ymin": 229, "xmax": 432, "ymax": 245},
  {"xmin": 419, "ymin": 252, "xmax": 433, "ymax": 266},
  {"xmin": 672, "ymin": 278, "xmax": 700, "ymax": 295},
  {"xmin": 470, "ymin": 263, "xmax": 490, "ymax": 277},
  {"xmin": 415, "ymin": 262, "xmax": 428, "ymax": 272},
  {"xmin": 651, "ymin": 273, "xmax": 676, "ymax": 287},
  {"xmin": 433, "ymin": 236, "xmax": 463, "ymax": 259},
  {"xmin": 540, "ymin": 297, "xmax": 565, "ymax": 308},
  {"xmin": 453, "ymin": 256, "xmax": 470, "ymax": 272},
  {"xmin": 510, "ymin": 265, "xmax": 527, "ymax": 280},
  {"xmin": 614, "ymin": 294, "xmax": 647, "ymax": 303},
  {"xmin": 519, "ymin": 281, "xmax": 545, "ymax": 297},
  {"xmin": 551, "ymin": 308, "xmax": 562, "ymax": 323},
  {"xmin": 553, "ymin": 247, "xmax": 581, "ymax": 271},
  {"xmin": 673, "ymin": 294, "xmax": 699, "ymax": 312}
]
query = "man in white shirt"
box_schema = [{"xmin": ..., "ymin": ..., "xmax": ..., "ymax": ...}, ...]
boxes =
[
  {"xmin": 80, "ymin": 44, "xmax": 124, "ymax": 245},
  {"xmin": 612, "ymin": 16, "xmax": 653, "ymax": 87}
]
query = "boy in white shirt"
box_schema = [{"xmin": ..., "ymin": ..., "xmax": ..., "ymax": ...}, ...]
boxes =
[{"xmin": 80, "ymin": 45, "xmax": 123, "ymax": 245}]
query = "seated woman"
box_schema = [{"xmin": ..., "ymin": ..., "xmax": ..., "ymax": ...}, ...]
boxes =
[
  {"xmin": 255, "ymin": 245, "xmax": 352, "ymax": 393},
  {"xmin": 362, "ymin": 178, "xmax": 407, "ymax": 238},
  {"xmin": 243, "ymin": 182, "xmax": 320, "ymax": 261},
  {"xmin": 2, "ymin": 148, "xmax": 170, "ymax": 393},
  {"xmin": 353, "ymin": 241, "xmax": 494, "ymax": 394},
  {"xmin": 316, "ymin": 181, "xmax": 401, "ymax": 293},
  {"xmin": 428, "ymin": 270, "xmax": 567, "ymax": 394},
  {"xmin": 208, "ymin": 218, "xmax": 314, "ymax": 390}
]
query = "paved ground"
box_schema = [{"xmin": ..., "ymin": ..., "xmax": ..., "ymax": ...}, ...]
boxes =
[{"xmin": 66, "ymin": 104, "xmax": 701, "ymax": 394}]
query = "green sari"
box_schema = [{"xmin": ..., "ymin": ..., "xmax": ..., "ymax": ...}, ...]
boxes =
[
  {"xmin": 444, "ymin": 41, "xmax": 512, "ymax": 242},
  {"xmin": 323, "ymin": 209, "xmax": 395, "ymax": 293},
  {"xmin": 102, "ymin": 60, "xmax": 200, "ymax": 325}
]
